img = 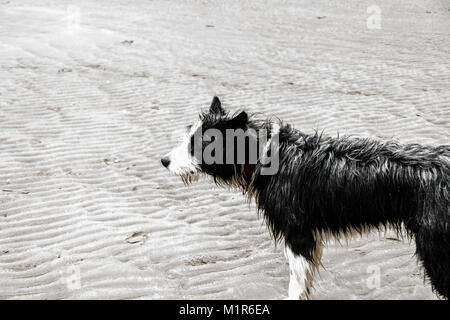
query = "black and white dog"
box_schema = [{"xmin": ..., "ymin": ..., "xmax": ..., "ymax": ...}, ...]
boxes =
[{"xmin": 161, "ymin": 96, "xmax": 449, "ymax": 299}]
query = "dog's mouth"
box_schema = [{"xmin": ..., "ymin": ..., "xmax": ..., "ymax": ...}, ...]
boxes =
[{"xmin": 180, "ymin": 171, "xmax": 199, "ymax": 185}]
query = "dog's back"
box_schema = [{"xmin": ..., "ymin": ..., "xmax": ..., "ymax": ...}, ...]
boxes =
[{"xmin": 253, "ymin": 125, "xmax": 450, "ymax": 297}]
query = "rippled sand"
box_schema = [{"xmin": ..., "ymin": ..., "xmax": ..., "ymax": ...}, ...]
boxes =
[{"xmin": 0, "ymin": 0, "xmax": 448, "ymax": 299}]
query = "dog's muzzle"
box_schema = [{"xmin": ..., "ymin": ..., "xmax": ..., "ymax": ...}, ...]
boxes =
[{"xmin": 161, "ymin": 157, "xmax": 170, "ymax": 168}]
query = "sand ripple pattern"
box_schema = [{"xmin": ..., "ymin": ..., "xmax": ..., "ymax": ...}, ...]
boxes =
[{"xmin": 0, "ymin": 0, "xmax": 448, "ymax": 299}]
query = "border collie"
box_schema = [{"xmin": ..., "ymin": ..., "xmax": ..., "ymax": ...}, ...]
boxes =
[{"xmin": 161, "ymin": 96, "xmax": 449, "ymax": 299}]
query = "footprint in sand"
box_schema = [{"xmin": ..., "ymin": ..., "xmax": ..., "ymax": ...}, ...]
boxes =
[
  {"xmin": 125, "ymin": 232, "xmax": 148, "ymax": 245},
  {"xmin": 184, "ymin": 255, "xmax": 218, "ymax": 266},
  {"xmin": 57, "ymin": 68, "xmax": 72, "ymax": 73}
]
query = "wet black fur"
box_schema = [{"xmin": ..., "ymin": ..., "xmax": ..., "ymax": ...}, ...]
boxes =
[{"xmin": 188, "ymin": 97, "xmax": 450, "ymax": 298}]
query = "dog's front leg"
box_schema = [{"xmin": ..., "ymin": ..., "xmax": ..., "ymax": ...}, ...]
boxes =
[{"xmin": 284, "ymin": 242, "xmax": 322, "ymax": 300}]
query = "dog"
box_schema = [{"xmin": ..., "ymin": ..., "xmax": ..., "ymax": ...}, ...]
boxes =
[{"xmin": 161, "ymin": 96, "xmax": 449, "ymax": 299}]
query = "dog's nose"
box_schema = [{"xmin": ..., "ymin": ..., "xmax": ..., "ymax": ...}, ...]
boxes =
[{"xmin": 161, "ymin": 157, "xmax": 170, "ymax": 168}]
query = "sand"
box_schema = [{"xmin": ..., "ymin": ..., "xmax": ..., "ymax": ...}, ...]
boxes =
[{"xmin": 0, "ymin": 0, "xmax": 448, "ymax": 299}]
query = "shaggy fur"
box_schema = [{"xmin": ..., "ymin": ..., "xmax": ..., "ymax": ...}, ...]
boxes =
[{"xmin": 162, "ymin": 96, "xmax": 450, "ymax": 299}]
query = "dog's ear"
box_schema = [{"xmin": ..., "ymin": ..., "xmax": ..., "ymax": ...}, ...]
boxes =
[
  {"xmin": 228, "ymin": 111, "xmax": 248, "ymax": 128},
  {"xmin": 209, "ymin": 96, "xmax": 225, "ymax": 116}
]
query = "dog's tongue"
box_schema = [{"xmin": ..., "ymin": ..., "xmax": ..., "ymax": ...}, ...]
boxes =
[{"xmin": 243, "ymin": 164, "xmax": 255, "ymax": 182}]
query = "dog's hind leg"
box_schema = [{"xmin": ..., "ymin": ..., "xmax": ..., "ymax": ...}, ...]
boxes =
[
  {"xmin": 284, "ymin": 241, "xmax": 322, "ymax": 300},
  {"xmin": 415, "ymin": 228, "xmax": 450, "ymax": 299}
]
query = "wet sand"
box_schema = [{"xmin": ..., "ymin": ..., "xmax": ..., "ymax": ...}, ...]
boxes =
[{"xmin": 0, "ymin": 0, "xmax": 449, "ymax": 299}]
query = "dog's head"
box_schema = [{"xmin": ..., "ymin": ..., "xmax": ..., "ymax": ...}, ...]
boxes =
[{"xmin": 161, "ymin": 96, "xmax": 264, "ymax": 186}]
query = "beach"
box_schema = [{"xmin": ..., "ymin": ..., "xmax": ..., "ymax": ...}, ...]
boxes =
[{"xmin": 0, "ymin": 0, "xmax": 449, "ymax": 299}]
